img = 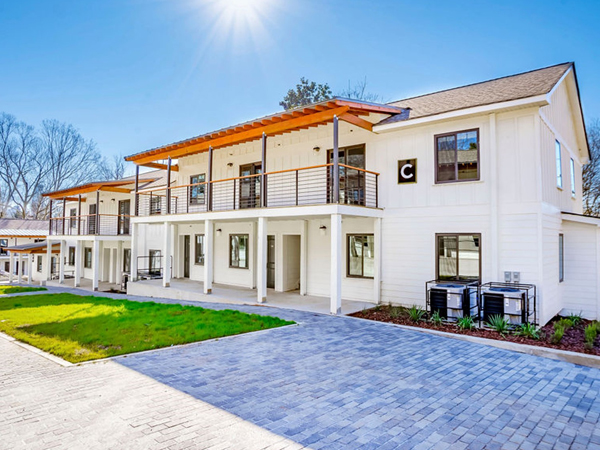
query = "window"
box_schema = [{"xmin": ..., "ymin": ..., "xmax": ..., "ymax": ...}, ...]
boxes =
[
  {"xmin": 150, "ymin": 196, "xmax": 162, "ymax": 215},
  {"xmin": 118, "ymin": 200, "xmax": 130, "ymax": 235},
  {"xmin": 0, "ymin": 239, "xmax": 7, "ymax": 256},
  {"xmin": 195, "ymin": 234, "xmax": 205, "ymax": 265},
  {"xmin": 436, "ymin": 130, "xmax": 479, "ymax": 183},
  {"xmin": 347, "ymin": 234, "xmax": 374, "ymax": 278},
  {"xmin": 149, "ymin": 250, "xmax": 161, "ymax": 275},
  {"xmin": 123, "ymin": 248, "xmax": 131, "ymax": 273},
  {"xmin": 556, "ymin": 140, "xmax": 563, "ymax": 189},
  {"xmin": 559, "ymin": 234, "xmax": 564, "ymax": 282},
  {"xmin": 437, "ymin": 234, "xmax": 481, "ymax": 281},
  {"xmin": 70, "ymin": 208, "xmax": 77, "ymax": 229},
  {"xmin": 230, "ymin": 234, "xmax": 249, "ymax": 269},
  {"xmin": 84, "ymin": 248, "xmax": 92, "ymax": 269},
  {"xmin": 68, "ymin": 247, "xmax": 75, "ymax": 266},
  {"xmin": 88, "ymin": 204, "xmax": 97, "ymax": 234},
  {"xmin": 37, "ymin": 255, "xmax": 43, "ymax": 272},
  {"xmin": 189, "ymin": 174, "xmax": 206, "ymax": 205},
  {"xmin": 570, "ymin": 158, "xmax": 576, "ymax": 197}
]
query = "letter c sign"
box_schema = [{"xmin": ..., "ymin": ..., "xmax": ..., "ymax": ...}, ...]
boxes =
[{"xmin": 398, "ymin": 159, "xmax": 417, "ymax": 184}]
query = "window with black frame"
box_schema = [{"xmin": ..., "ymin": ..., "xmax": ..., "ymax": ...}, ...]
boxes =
[
  {"xmin": 84, "ymin": 248, "xmax": 92, "ymax": 269},
  {"xmin": 195, "ymin": 234, "xmax": 205, "ymax": 265},
  {"xmin": 69, "ymin": 208, "xmax": 77, "ymax": 230},
  {"xmin": 229, "ymin": 234, "xmax": 248, "ymax": 269},
  {"xmin": 149, "ymin": 250, "xmax": 161, "ymax": 275},
  {"xmin": 0, "ymin": 239, "xmax": 7, "ymax": 256},
  {"xmin": 328, "ymin": 144, "xmax": 366, "ymax": 205},
  {"xmin": 347, "ymin": 234, "xmax": 374, "ymax": 278},
  {"xmin": 68, "ymin": 247, "xmax": 75, "ymax": 266},
  {"xmin": 150, "ymin": 196, "xmax": 162, "ymax": 215},
  {"xmin": 436, "ymin": 130, "xmax": 479, "ymax": 183},
  {"xmin": 189, "ymin": 174, "xmax": 206, "ymax": 205},
  {"xmin": 37, "ymin": 255, "xmax": 43, "ymax": 272},
  {"xmin": 123, "ymin": 248, "xmax": 131, "ymax": 273},
  {"xmin": 437, "ymin": 234, "xmax": 481, "ymax": 281}
]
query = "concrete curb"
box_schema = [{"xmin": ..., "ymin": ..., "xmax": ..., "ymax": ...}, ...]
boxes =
[
  {"xmin": 345, "ymin": 314, "xmax": 600, "ymax": 369},
  {"xmin": 0, "ymin": 331, "xmax": 73, "ymax": 367}
]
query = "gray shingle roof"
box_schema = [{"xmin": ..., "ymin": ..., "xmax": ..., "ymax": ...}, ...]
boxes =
[
  {"xmin": 0, "ymin": 219, "xmax": 48, "ymax": 231},
  {"xmin": 378, "ymin": 62, "xmax": 572, "ymax": 126}
]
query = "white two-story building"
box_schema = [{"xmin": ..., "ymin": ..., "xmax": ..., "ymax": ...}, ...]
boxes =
[{"xmin": 122, "ymin": 62, "xmax": 595, "ymax": 325}]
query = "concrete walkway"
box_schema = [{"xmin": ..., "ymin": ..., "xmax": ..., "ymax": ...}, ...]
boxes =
[{"xmin": 1, "ymin": 288, "xmax": 600, "ymax": 449}]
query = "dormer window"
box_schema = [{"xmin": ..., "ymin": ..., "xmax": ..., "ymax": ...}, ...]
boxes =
[{"xmin": 435, "ymin": 130, "xmax": 479, "ymax": 183}]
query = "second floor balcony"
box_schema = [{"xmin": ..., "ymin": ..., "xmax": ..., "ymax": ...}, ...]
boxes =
[
  {"xmin": 136, "ymin": 163, "xmax": 379, "ymax": 217},
  {"xmin": 49, "ymin": 214, "xmax": 131, "ymax": 236}
]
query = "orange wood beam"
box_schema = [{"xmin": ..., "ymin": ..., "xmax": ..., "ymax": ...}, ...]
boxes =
[
  {"xmin": 339, "ymin": 113, "xmax": 373, "ymax": 131},
  {"xmin": 133, "ymin": 106, "xmax": 351, "ymax": 165},
  {"xmin": 100, "ymin": 187, "xmax": 132, "ymax": 194},
  {"xmin": 141, "ymin": 162, "xmax": 179, "ymax": 172}
]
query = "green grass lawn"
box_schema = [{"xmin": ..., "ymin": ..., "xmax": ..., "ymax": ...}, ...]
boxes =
[
  {"xmin": 0, "ymin": 293, "xmax": 294, "ymax": 363},
  {"xmin": 0, "ymin": 285, "xmax": 47, "ymax": 295}
]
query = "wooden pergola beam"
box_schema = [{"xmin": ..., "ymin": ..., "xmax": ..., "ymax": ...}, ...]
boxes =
[
  {"xmin": 339, "ymin": 113, "xmax": 373, "ymax": 131},
  {"xmin": 141, "ymin": 162, "xmax": 179, "ymax": 172},
  {"xmin": 133, "ymin": 106, "xmax": 351, "ymax": 164}
]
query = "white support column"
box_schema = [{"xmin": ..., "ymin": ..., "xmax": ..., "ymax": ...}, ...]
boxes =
[
  {"xmin": 171, "ymin": 223, "xmax": 178, "ymax": 279},
  {"xmin": 59, "ymin": 240, "xmax": 66, "ymax": 284},
  {"xmin": 46, "ymin": 240, "xmax": 52, "ymax": 281},
  {"xmin": 330, "ymin": 213, "xmax": 342, "ymax": 315},
  {"xmin": 29, "ymin": 254, "xmax": 34, "ymax": 285},
  {"xmin": 8, "ymin": 252, "xmax": 14, "ymax": 284},
  {"xmin": 131, "ymin": 222, "xmax": 138, "ymax": 281},
  {"xmin": 116, "ymin": 240, "xmax": 123, "ymax": 285},
  {"xmin": 257, "ymin": 217, "xmax": 268, "ymax": 303},
  {"xmin": 74, "ymin": 240, "xmax": 82, "ymax": 287},
  {"xmin": 373, "ymin": 217, "xmax": 382, "ymax": 304},
  {"xmin": 204, "ymin": 220, "xmax": 213, "ymax": 294},
  {"xmin": 163, "ymin": 221, "xmax": 171, "ymax": 287},
  {"xmin": 17, "ymin": 253, "xmax": 23, "ymax": 284},
  {"xmin": 93, "ymin": 240, "xmax": 101, "ymax": 291},
  {"xmin": 300, "ymin": 220, "xmax": 308, "ymax": 296}
]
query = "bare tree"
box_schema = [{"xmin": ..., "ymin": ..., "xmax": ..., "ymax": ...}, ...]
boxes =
[
  {"xmin": 99, "ymin": 154, "xmax": 128, "ymax": 180},
  {"xmin": 0, "ymin": 114, "xmax": 47, "ymax": 219},
  {"xmin": 583, "ymin": 119, "xmax": 600, "ymax": 216},
  {"xmin": 339, "ymin": 77, "xmax": 382, "ymax": 103}
]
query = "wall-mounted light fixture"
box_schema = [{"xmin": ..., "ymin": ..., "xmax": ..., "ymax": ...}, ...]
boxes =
[
  {"xmin": 99, "ymin": 200, "xmax": 104, "ymax": 203},
  {"xmin": 216, "ymin": 228, "xmax": 222, "ymax": 237},
  {"xmin": 313, "ymin": 146, "xmax": 321, "ymax": 154},
  {"xmin": 227, "ymin": 162, "xmax": 233, "ymax": 168},
  {"xmin": 111, "ymin": 198, "xmax": 116, "ymax": 202},
  {"xmin": 319, "ymin": 225, "xmax": 327, "ymax": 236}
]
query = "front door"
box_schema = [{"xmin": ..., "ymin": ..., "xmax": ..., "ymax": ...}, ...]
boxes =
[
  {"xmin": 328, "ymin": 144, "xmax": 366, "ymax": 205},
  {"xmin": 267, "ymin": 235, "xmax": 275, "ymax": 289},
  {"xmin": 118, "ymin": 200, "xmax": 130, "ymax": 235},
  {"xmin": 183, "ymin": 235, "xmax": 190, "ymax": 278},
  {"xmin": 239, "ymin": 162, "xmax": 261, "ymax": 209},
  {"xmin": 88, "ymin": 203, "xmax": 97, "ymax": 235}
]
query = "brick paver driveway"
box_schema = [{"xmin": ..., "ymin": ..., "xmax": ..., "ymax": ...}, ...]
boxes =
[{"xmin": 2, "ymin": 293, "xmax": 600, "ymax": 450}]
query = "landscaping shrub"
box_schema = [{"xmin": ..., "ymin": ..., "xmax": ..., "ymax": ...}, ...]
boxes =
[
  {"xmin": 551, "ymin": 321, "xmax": 566, "ymax": 344},
  {"xmin": 407, "ymin": 305, "xmax": 426, "ymax": 323},
  {"xmin": 516, "ymin": 322, "xmax": 540, "ymax": 340},
  {"xmin": 456, "ymin": 316, "xmax": 475, "ymax": 331},
  {"xmin": 486, "ymin": 314, "xmax": 510, "ymax": 335},
  {"xmin": 567, "ymin": 312, "xmax": 583, "ymax": 326},
  {"xmin": 430, "ymin": 310, "xmax": 443, "ymax": 327},
  {"xmin": 584, "ymin": 323, "xmax": 598, "ymax": 350}
]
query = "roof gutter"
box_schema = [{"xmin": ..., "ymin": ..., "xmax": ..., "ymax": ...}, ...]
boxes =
[{"xmin": 373, "ymin": 94, "xmax": 549, "ymax": 133}]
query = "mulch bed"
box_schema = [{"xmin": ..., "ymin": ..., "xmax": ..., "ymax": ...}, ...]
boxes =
[{"xmin": 350, "ymin": 305, "xmax": 600, "ymax": 356}]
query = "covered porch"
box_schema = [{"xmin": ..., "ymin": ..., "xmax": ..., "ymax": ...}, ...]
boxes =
[{"xmin": 127, "ymin": 278, "xmax": 373, "ymax": 315}]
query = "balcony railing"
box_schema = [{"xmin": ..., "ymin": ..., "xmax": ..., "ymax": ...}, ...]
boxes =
[
  {"xmin": 49, "ymin": 214, "xmax": 131, "ymax": 236},
  {"xmin": 136, "ymin": 163, "xmax": 378, "ymax": 217}
]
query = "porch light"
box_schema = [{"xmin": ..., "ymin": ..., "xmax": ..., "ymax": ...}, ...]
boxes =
[
  {"xmin": 227, "ymin": 162, "xmax": 233, "ymax": 167},
  {"xmin": 216, "ymin": 228, "xmax": 222, "ymax": 237},
  {"xmin": 313, "ymin": 146, "xmax": 321, "ymax": 154},
  {"xmin": 319, "ymin": 225, "xmax": 327, "ymax": 236}
]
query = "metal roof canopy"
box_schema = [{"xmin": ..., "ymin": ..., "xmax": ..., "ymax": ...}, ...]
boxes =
[
  {"xmin": 6, "ymin": 241, "xmax": 60, "ymax": 254},
  {"xmin": 125, "ymin": 98, "xmax": 405, "ymax": 165}
]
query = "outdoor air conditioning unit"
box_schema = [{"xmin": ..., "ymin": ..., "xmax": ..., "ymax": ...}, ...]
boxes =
[
  {"xmin": 429, "ymin": 283, "xmax": 477, "ymax": 320},
  {"xmin": 482, "ymin": 286, "xmax": 527, "ymax": 325}
]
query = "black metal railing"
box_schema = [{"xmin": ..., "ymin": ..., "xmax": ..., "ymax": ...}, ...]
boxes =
[
  {"xmin": 136, "ymin": 255, "xmax": 172, "ymax": 279},
  {"xmin": 49, "ymin": 214, "xmax": 131, "ymax": 236},
  {"xmin": 136, "ymin": 163, "xmax": 379, "ymax": 216}
]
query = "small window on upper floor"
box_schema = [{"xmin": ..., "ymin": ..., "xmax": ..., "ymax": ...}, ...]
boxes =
[
  {"xmin": 570, "ymin": 158, "xmax": 576, "ymax": 197},
  {"xmin": 435, "ymin": 130, "xmax": 479, "ymax": 183},
  {"xmin": 556, "ymin": 140, "xmax": 563, "ymax": 189}
]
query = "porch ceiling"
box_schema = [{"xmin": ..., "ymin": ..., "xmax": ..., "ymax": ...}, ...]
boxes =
[{"xmin": 125, "ymin": 98, "xmax": 405, "ymax": 166}]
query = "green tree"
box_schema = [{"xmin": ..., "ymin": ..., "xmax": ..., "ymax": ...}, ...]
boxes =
[
  {"xmin": 279, "ymin": 77, "xmax": 332, "ymax": 110},
  {"xmin": 583, "ymin": 119, "xmax": 600, "ymax": 216}
]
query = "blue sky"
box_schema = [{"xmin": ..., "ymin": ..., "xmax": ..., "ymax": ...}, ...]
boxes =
[{"xmin": 1, "ymin": 0, "xmax": 599, "ymax": 163}]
